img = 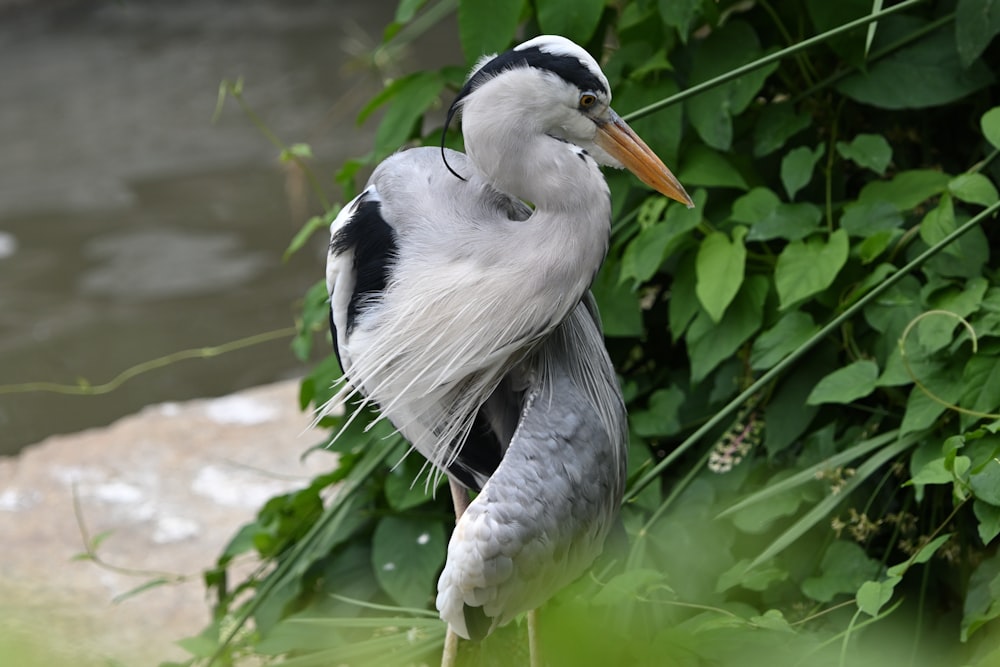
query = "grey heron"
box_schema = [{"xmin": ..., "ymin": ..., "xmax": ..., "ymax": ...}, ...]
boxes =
[{"xmin": 324, "ymin": 34, "xmax": 693, "ymax": 663}]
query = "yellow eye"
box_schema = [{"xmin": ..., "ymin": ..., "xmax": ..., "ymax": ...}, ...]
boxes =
[{"xmin": 579, "ymin": 93, "xmax": 597, "ymax": 109}]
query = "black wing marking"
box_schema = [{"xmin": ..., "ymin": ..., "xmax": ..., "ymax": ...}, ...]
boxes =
[{"xmin": 330, "ymin": 194, "xmax": 398, "ymax": 338}]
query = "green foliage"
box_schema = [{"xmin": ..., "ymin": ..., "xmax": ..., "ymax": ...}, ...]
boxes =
[{"xmin": 184, "ymin": 0, "xmax": 1000, "ymax": 665}]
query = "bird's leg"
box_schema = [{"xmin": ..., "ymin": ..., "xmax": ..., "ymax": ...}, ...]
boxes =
[
  {"xmin": 441, "ymin": 479, "xmax": 471, "ymax": 667},
  {"xmin": 528, "ymin": 608, "xmax": 540, "ymax": 667}
]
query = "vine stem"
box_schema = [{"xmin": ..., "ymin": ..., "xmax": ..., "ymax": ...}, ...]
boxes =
[
  {"xmin": 0, "ymin": 327, "xmax": 296, "ymax": 396},
  {"xmin": 625, "ymin": 199, "xmax": 1000, "ymax": 502},
  {"xmin": 622, "ymin": 0, "xmax": 926, "ymax": 123}
]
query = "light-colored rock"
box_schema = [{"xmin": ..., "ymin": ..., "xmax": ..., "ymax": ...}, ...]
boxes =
[{"xmin": 0, "ymin": 380, "xmax": 335, "ymax": 666}]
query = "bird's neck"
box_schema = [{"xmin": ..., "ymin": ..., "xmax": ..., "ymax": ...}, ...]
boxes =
[
  {"xmin": 464, "ymin": 124, "xmax": 612, "ymax": 319},
  {"xmin": 467, "ymin": 123, "xmax": 611, "ymax": 254}
]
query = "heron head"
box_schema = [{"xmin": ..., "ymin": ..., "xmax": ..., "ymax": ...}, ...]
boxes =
[{"xmin": 444, "ymin": 35, "xmax": 694, "ymax": 209}]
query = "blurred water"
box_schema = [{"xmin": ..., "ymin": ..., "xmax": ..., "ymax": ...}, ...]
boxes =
[{"xmin": 0, "ymin": 0, "xmax": 459, "ymax": 454}]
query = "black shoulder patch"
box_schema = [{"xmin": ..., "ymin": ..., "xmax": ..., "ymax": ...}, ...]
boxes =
[{"xmin": 330, "ymin": 194, "xmax": 397, "ymax": 334}]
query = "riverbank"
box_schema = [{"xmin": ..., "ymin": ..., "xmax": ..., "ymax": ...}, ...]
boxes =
[{"xmin": 0, "ymin": 380, "xmax": 334, "ymax": 666}]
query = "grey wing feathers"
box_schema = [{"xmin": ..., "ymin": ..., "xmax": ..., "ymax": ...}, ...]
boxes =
[{"xmin": 436, "ymin": 298, "xmax": 628, "ymax": 638}]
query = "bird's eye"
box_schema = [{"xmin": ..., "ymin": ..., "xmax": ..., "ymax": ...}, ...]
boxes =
[{"xmin": 579, "ymin": 93, "xmax": 597, "ymax": 109}]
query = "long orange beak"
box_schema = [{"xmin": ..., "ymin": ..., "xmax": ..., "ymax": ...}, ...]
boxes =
[{"xmin": 594, "ymin": 111, "xmax": 694, "ymax": 209}]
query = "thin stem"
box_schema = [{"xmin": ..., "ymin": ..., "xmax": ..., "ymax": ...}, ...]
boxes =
[
  {"xmin": 625, "ymin": 199, "xmax": 1000, "ymax": 501},
  {"xmin": 623, "ymin": 0, "xmax": 925, "ymax": 122},
  {"xmin": 0, "ymin": 327, "xmax": 296, "ymax": 396}
]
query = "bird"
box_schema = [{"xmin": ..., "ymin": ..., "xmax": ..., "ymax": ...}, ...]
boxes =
[{"xmin": 323, "ymin": 34, "xmax": 693, "ymax": 664}]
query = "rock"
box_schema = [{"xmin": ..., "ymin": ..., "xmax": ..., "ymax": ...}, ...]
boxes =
[{"xmin": 0, "ymin": 380, "xmax": 335, "ymax": 666}]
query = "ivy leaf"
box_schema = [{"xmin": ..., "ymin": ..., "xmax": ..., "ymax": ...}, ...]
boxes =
[
  {"xmin": 686, "ymin": 275, "xmax": 768, "ymax": 382},
  {"xmin": 732, "ymin": 188, "xmax": 821, "ymax": 241},
  {"xmin": 974, "ymin": 500, "xmax": 1000, "ymax": 545},
  {"xmin": 537, "ymin": 0, "xmax": 605, "ymax": 43},
  {"xmin": 806, "ymin": 360, "xmax": 879, "ymax": 405},
  {"xmin": 372, "ymin": 515, "xmax": 446, "ymax": 609},
  {"xmin": 961, "ymin": 551, "xmax": 1000, "ymax": 640},
  {"xmin": 696, "ymin": 227, "xmax": 747, "ymax": 322},
  {"xmin": 949, "ymin": 173, "xmax": 999, "ymax": 207},
  {"xmin": 962, "ymin": 354, "xmax": 1000, "ymax": 421},
  {"xmin": 856, "ymin": 577, "xmax": 902, "ymax": 617},
  {"xmin": 458, "ymin": 0, "xmax": 522, "ymax": 62},
  {"xmin": 781, "ymin": 144, "xmax": 825, "ymax": 201},
  {"xmin": 835, "ymin": 133, "xmax": 892, "ymax": 175},
  {"xmin": 982, "ymin": 106, "xmax": 1000, "ymax": 150},
  {"xmin": 658, "ymin": 0, "xmax": 702, "ymax": 41},
  {"xmin": 631, "ymin": 386, "xmax": 685, "ymax": 437},
  {"xmin": 750, "ymin": 311, "xmax": 820, "ymax": 371},
  {"xmin": 669, "ymin": 252, "xmax": 699, "ymax": 341},
  {"xmin": 900, "ymin": 364, "xmax": 964, "ymax": 436},
  {"xmin": 592, "ymin": 260, "xmax": 643, "ymax": 337},
  {"xmin": 839, "ymin": 200, "xmax": 903, "ymax": 238},
  {"xmin": 956, "ymin": 0, "xmax": 1000, "ymax": 67},
  {"xmin": 970, "ymin": 458, "xmax": 1000, "ymax": 505},
  {"xmin": 803, "ymin": 541, "xmax": 882, "ymax": 603},
  {"xmin": 837, "ymin": 22, "xmax": 994, "ymax": 109},
  {"xmin": 775, "ymin": 229, "xmax": 849, "ymax": 309},
  {"xmin": 372, "ymin": 72, "xmax": 446, "ymax": 159},
  {"xmin": 621, "ymin": 189, "xmax": 704, "ymax": 284},
  {"xmin": 754, "ymin": 102, "xmax": 811, "ymax": 157},
  {"xmin": 686, "ymin": 21, "xmax": 777, "ymax": 150},
  {"xmin": 858, "ymin": 169, "xmax": 951, "ymax": 210},
  {"xmin": 679, "ymin": 145, "xmax": 749, "ymax": 190}
]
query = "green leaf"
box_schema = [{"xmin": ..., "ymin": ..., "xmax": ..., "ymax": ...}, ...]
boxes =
[
  {"xmin": 781, "ymin": 144, "xmax": 825, "ymax": 201},
  {"xmin": 803, "ymin": 541, "xmax": 882, "ymax": 603},
  {"xmin": 962, "ymin": 354, "xmax": 1000, "ymax": 420},
  {"xmin": 974, "ymin": 499, "xmax": 1000, "ymax": 545},
  {"xmin": 750, "ymin": 311, "xmax": 819, "ymax": 371},
  {"xmin": 686, "ymin": 275, "xmax": 768, "ymax": 382},
  {"xmin": 961, "ymin": 550, "xmax": 1000, "ymax": 640},
  {"xmin": 949, "ymin": 173, "xmax": 999, "ymax": 207},
  {"xmin": 909, "ymin": 457, "xmax": 951, "ymax": 487},
  {"xmin": 971, "ymin": 458, "xmax": 1000, "ymax": 505},
  {"xmin": 835, "ymin": 133, "xmax": 892, "ymax": 175},
  {"xmin": 669, "ymin": 252, "xmax": 699, "ymax": 341},
  {"xmin": 887, "ymin": 533, "xmax": 952, "ymax": 577},
  {"xmin": 754, "ymin": 103, "xmax": 811, "ymax": 157},
  {"xmin": 537, "ymin": 0, "xmax": 605, "ymax": 44},
  {"xmin": 686, "ymin": 21, "xmax": 778, "ymax": 150},
  {"xmin": 806, "ymin": 360, "xmax": 879, "ymax": 405},
  {"xmin": 696, "ymin": 227, "xmax": 747, "ymax": 322},
  {"xmin": 716, "ymin": 559, "xmax": 788, "ymax": 593},
  {"xmin": 732, "ymin": 187, "xmax": 822, "ymax": 241},
  {"xmin": 982, "ymin": 106, "xmax": 1000, "ymax": 150},
  {"xmin": 458, "ymin": 0, "xmax": 522, "ymax": 62},
  {"xmin": 658, "ymin": 0, "xmax": 702, "ymax": 41},
  {"xmin": 774, "ymin": 229, "xmax": 849, "ymax": 309},
  {"xmin": 762, "ymin": 358, "xmax": 829, "ymax": 456},
  {"xmin": 679, "ymin": 145, "xmax": 749, "ymax": 190},
  {"xmin": 372, "ymin": 515, "xmax": 446, "ymax": 609},
  {"xmin": 858, "ymin": 169, "xmax": 951, "ymax": 210},
  {"xmin": 839, "ymin": 200, "xmax": 904, "ymax": 238},
  {"xmin": 837, "ymin": 21, "xmax": 995, "ymax": 109},
  {"xmin": 956, "ymin": 0, "xmax": 1000, "ymax": 67},
  {"xmin": 592, "ymin": 260, "xmax": 644, "ymax": 337},
  {"xmin": 856, "ymin": 577, "xmax": 902, "ymax": 617},
  {"xmin": 621, "ymin": 190, "xmax": 704, "ymax": 285},
  {"xmin": 285, "ymin": 211, "xmax": 335, "ymax": 262},
  {"xmin": 372, "ymin": 72, "xmax": 445, "ymax": 159},
  {"xmin": 900, "ymin": 364, "xmax": 965, "ymax": 436},
  {"xmin": 384, "ymin": 454, "xmax": 445, "ymax": 511},
  {"xmin": 631, "ymin": 386, "xmax": 685, "ymax": 437}
]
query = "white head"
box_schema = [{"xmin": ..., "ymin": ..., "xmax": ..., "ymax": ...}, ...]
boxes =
[{"xmin": 442, "ymin": 35, "xmax": 693, "ymax": 207}]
